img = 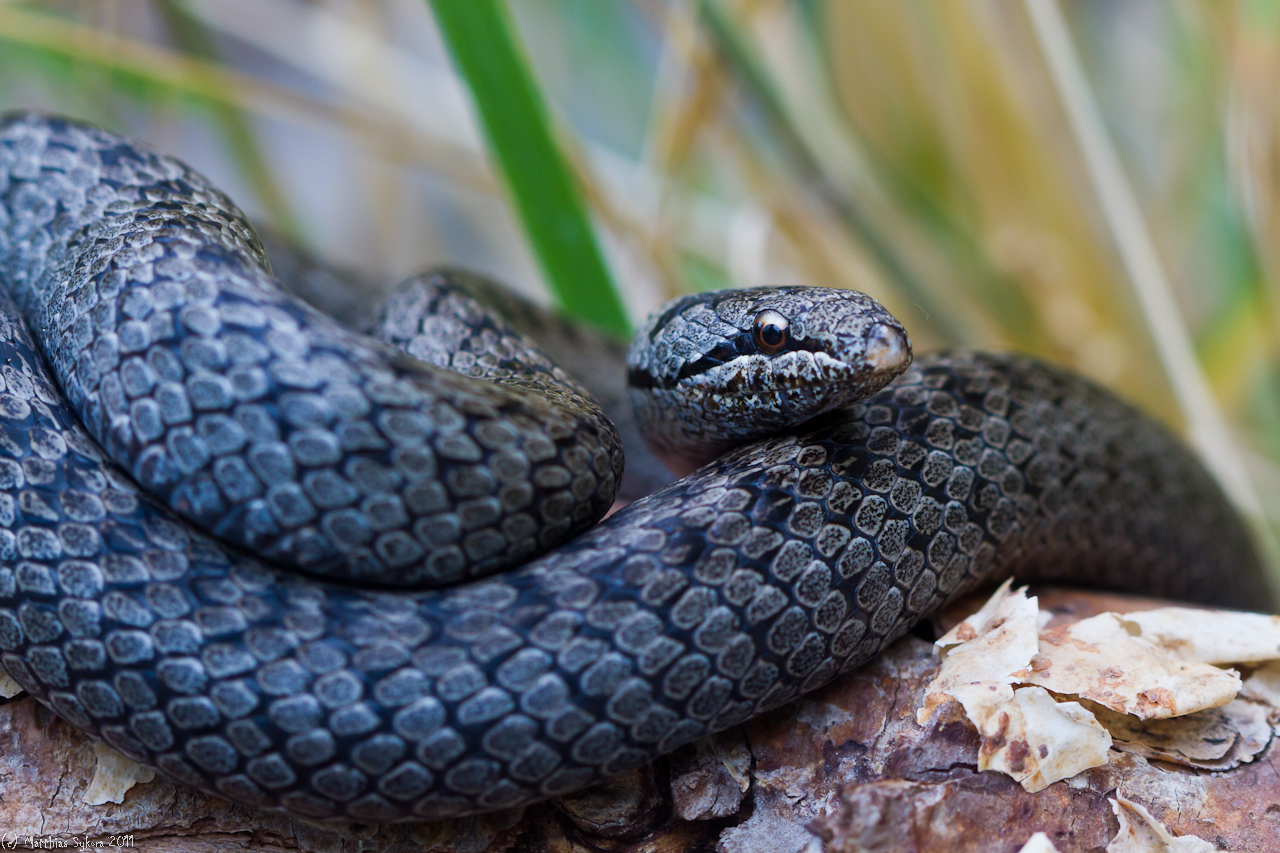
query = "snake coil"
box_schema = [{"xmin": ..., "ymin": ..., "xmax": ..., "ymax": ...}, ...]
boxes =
[{"xmin": 0, "ymin": 113, "xmax": 1268, "ymax": 822}]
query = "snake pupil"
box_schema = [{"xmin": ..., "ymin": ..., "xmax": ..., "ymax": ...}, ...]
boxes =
[{"xmin": 754, "ymin": 310, "xmax": 789, "ymax": 354}]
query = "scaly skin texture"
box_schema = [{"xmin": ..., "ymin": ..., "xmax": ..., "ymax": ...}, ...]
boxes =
[
  {"xmin": 0, "ymin": 113, "xmax": 621, "ymax": 587},
  {"xmin": 0, "ymin": 112, "xmax": 1269, "ymax": 823},
  {"xmin": 257, "ymin": 238, "xmax": 679, "ymax": 505},
  {"xmin": 364, "ymin": 266, "xmax": 677, "ymax": 504}
]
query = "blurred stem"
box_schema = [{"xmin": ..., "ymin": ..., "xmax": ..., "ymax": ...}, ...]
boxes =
[
  {"xmin": 647, "ymin": 0, "xmax": 726, "ymax": 179},
  {"xmin": 152, "ymin": 0, "xmax": 304, "ymax": 246},
  {"xmin": 0, "ymin": 5, "xmax": 279, "ymax": 108},
  {"xmin": 0, "ymin": 3, "xmax": 458, "ymax": 175},
  {"xmin": 1027, "ymin": 0, "xmax": 1280, "ymax": 577},
  {"xmin": 428, "ymin": 0, "xmax": 629, "ymax": 337},
  {"xmin": 698, "ymin": 0, "xmax": 962, "ymax": 342}
]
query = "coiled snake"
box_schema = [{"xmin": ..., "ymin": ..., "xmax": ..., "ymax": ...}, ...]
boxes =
[{"xmin": 0, "ymin": 113, "xmax": 1269, "ymax": 823}]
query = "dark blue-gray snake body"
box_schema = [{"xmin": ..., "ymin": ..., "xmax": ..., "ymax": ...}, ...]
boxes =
[{"xmin": 0, "ymin": 113, "xmax": 1268, "ymax": 823}]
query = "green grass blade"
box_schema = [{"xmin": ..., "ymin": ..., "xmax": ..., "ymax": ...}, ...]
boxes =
[{"xmin": 428, "ymin": 0, "xmax": 629, "ymax": 337}]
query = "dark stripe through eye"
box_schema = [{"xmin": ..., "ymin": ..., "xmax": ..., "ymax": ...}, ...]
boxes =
[
  {"xmin": 629, "ymin": 333, "xmax": 751, "ymax": 390},
  {"xmin": 628, "ymin": 367, "xmax": 659, "ymax": 390},
  {"xmin": 631, "ymin": 328, "xmax": 816, "ymax": 391},
  {"xmin": 634, "ymin": 320, "xmax": 824, "ymax": 389},
  {"xmin": 674, "ymin": 334, "xmax": 751, "ymax": 384}
]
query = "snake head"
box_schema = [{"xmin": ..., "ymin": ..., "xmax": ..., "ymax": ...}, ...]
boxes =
[{"xmin": 627, "ymin": 286, "xmax": 912, "ymax": 476}]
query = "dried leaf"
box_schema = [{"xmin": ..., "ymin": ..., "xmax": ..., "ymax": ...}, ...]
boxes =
[
  {"xmin": 1025, "ymin": 613, "xmax": 1240, "ymax": 719},
  {"xmin": 972, "ymin": 686, "xmax": 1111, "ymax": 793},
  {"xmin": 1106, "ymin": 796, "xmax": 1215, "ymax": 852},
  {"xmin": 919, "ymin": 580, "xmax": 1040, "ymax": 725},
  {"xmin": 1240, "ymin": 660, "xmax": 1280, "ymax": 708},
  {"xmin": 918, "ymin": 584, "xmax": 1273, "ymax": 795},
  {"xmin": 1118, "ymin": 609, "xmax": 1280, "ymax": 664},
  {"xmin": 83, "ymin": 742, "xmax": 155, "ymax": 806},
  {"xmin": 1089, "ymin": 698, "xmax": 1272, "ymax": 769}
]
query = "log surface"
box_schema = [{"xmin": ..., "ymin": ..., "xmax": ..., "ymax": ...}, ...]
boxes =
[{"xmin": 0, "ymin": 589, "xmax": 1274, "ymax": 853}]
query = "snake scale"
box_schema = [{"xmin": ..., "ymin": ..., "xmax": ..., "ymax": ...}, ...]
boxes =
[{"xmin": 0, "ymin": 113, "xmax": 1270, "ymax": 823}]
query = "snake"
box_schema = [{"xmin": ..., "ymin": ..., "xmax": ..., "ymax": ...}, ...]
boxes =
[{"xmin": 0, "ymin": 112, "xmax": 1270, "ymax": 823}]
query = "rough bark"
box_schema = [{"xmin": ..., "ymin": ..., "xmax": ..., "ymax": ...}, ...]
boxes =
[{"xmin": 0, "ymin": 588, "xmax": 1274, "ymax": 853}]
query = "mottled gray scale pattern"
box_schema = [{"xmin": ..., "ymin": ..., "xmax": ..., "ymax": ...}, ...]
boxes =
[
  {"xmin": 0, "ymin": 113, "xmax": 1268, "ymax": 824},
  {"xmin": 263, "ymin": 247, "xmax": 674, "ymax": 507},
  {"xmin": 0, "ymin": 114, "xmax": 621, "ymax": 587},
  {"xmin": 372, "ymin": 273, "xmax": 593, "ymax": 417}
]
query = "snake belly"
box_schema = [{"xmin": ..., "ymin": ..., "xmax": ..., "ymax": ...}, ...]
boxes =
[{"xmin": 0, "ymin": 113, "xmax": 1270, "ymax": 824}]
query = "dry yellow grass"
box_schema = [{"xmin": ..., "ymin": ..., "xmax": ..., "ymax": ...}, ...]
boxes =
[{"xmin": 1, "ymin": 0, "xmax": 1276, "ymax": 578}]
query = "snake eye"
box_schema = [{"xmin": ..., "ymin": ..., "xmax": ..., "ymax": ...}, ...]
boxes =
[{"xmin": 754, "ymin": 310, "xmax": 789, "ymax": 355}]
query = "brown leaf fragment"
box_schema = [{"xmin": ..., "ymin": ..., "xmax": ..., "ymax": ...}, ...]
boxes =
[{"xmin": 555, "ymin": 765, "xmax": 666, "ymax": 838}]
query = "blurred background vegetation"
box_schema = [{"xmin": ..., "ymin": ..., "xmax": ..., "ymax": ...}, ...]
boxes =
[{"xmin": 1, "ymin": 0, "xmax": 1279, "ymax": 580}]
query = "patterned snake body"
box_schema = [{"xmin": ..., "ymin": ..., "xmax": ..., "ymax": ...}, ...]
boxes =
[{"xmin": 0, "ymin": 113, "xmax": 1268, "ymax": 822}]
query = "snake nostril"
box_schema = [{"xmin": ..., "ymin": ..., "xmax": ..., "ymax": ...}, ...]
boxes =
[{"xmin": 865, "ymin": 323, "xmax": 910, "ymax": 374}]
